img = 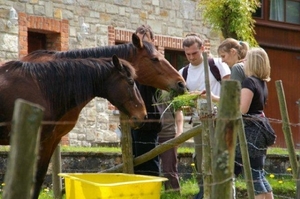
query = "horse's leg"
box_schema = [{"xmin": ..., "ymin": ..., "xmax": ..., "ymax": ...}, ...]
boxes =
[
  {"xmin": 31, "ymin": 135, "xmax": 58, "ymax": 199},
  {"xmin": 32, "ymin": 108, "xmax": 83, "ymax": 199},
  {"xmin": 32, "ymin": 127, "xmax": 75, "ymax": 199}
]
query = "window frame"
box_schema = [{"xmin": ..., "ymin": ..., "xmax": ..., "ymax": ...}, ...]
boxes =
[{"xmin": 254, "ymin": 0, "xmax": 300, "ymax": 29}]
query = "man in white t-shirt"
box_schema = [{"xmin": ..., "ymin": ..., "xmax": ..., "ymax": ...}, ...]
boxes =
[
  {"xmin": 179, "ymin": 33, "xmax": 230, "ymax": 199},
  {"xmin": 179, "ymin": 34, "xmax": 231, "ymax": 94}
]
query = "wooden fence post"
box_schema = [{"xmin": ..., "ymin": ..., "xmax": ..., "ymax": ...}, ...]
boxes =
[
  {"xmin": 120, "ymin": 112, "xmax": 134, "ymax": 174},
  {"xmin": 275, "ymin": 80, "xmax": 298, "ymax": 178},
  {"xmin": 201, "ymin": 52, "xmax": 214, "ymax": 198},
  {"xmin": 211, "ymin": 80, "xmax": 240, "ymax": 199},
  {"xmin": 3, "ymin": 99, "xmax": 44, "ymax": 199},
  {"xmin": 52, "ymin": 144, "xmax": 62, "ymax": 199},
  {"xmin": 198, "ymin": 100, "xmax": 213, "ymax": 198},
  {"xmin": 236, "ymin": 118, "xmax": 255, "ymax": 199}
]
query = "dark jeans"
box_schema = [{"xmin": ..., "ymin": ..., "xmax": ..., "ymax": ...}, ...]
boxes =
[
  {"xmin": 158, "ymin": 136, "xmax": 180, "ymax": 191},
  {"xmin": 131, "ymin": 129, "xmax": 159, "ymax": 176},
  {"xmin": 194, "ymin": 189, "xmax": 204, "ymax": 199}
]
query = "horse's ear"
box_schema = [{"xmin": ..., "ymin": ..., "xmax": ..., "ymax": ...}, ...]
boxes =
[
  {"xmin": 112, "ymin": 54, "xmax": 123, "ymax": 71},
  {"xmin": 132, "ymin": 33, "xmax": 143, "ymax": 49}
]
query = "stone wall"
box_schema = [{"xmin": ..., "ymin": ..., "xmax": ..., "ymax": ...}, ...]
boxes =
[
  {"xmin": 0, "ymin": 0, "xmax": 222, "ymax": 146},
  {"xmin": 0, "ymin": 151, "xmax": 293, "ymax": 187}
]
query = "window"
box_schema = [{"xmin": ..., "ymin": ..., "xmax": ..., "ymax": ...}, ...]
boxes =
[
  {"xmin": 270, "ymin": 0, "xmax": 300, "ymax": 24},
  {"xmin": 28, "ymin": 32, "xmax": 47, "ymax": 53},
  {"xmin": 164, "ymin": 50, "xmax": 188, "ymax": 71},
  {"xmin": 253, "ymin": 0, "xmax": 263, "ymax": 18}
]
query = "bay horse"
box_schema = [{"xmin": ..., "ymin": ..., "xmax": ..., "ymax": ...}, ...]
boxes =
[
  {"xmin": 0, "ymin": 55, "xmax": 147, "ymax": 198},
  {"xmin": 22, "ymin": 33, "xmax": 187, "ymax": 95},
  {"xmin": 21, "ymin": 33, "xmax": 187, "ymax": 199}
]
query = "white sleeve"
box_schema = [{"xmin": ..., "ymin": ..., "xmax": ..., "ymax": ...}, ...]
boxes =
[{"xmin": 213, "ymin": 58, "xmax": 231, "ymax": 78}]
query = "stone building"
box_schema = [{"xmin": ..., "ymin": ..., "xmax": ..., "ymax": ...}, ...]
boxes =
[{"xmin": 0, "ymin": 0, "xmax": 221, "ymax": 146}]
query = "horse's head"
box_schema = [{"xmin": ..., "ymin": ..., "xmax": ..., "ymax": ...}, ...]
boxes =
[
  {"xmin": 130, "ymin": 33, "xmax": 187, "ymax": 96},
  {"xmin": 105, "ymin": 55, "xmax": 147, "ymax": 129}
]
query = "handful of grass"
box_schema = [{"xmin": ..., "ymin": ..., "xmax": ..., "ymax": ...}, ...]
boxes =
[
  {"xmin": 171, "ymin": 93, "xmax": 198, "ymax": 111},
  {"xmin": 155, "ymin": 91, "xmax": 198, "ymax": 116}
]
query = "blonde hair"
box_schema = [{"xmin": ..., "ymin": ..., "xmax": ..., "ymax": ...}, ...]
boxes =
[
  {"xmin": 217, "ymin": 38, "xmax": 249, "ymax": 61},
  {"xmin": 244, "ymin": 47, "xmax": 271, "ymax": 82}
]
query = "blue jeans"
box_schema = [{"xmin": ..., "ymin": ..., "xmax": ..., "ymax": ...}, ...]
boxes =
[{"xmin": 252, "ymin": 169, "xmax": 272, "ymax": 195}]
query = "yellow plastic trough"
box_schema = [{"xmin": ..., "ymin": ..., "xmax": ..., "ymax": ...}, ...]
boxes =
[{"xmin": 59, "ymin": 173, "xmax": 168, "ymax": 199}]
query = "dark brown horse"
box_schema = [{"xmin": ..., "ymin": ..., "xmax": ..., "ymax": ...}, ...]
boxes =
[
  {"xmin": 22, "ymin": 33, "xmax": 187, "ymax": 95},
  {"xmin": 0, "ymin": 55, "xmax": 147, "ymax": 198}
]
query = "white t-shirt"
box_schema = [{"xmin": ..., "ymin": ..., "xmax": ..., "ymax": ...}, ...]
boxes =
[{"xmin": 179, "ymin": 58, "xmax": 231, "ymax": 96}]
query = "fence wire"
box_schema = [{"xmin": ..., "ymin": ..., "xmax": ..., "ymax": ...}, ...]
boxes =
[{"xmin": 0, "ymin": 112, "xmax": 299, "ymax": 198}]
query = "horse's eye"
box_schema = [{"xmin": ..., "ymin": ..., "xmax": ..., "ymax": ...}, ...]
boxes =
[{"xmin": 151, "ymin": 57, "xmax": 159, "ymax": 62}]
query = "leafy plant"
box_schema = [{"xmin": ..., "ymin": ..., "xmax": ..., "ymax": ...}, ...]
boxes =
[
  {"xmin": 170, "ymin": 93, "xmax": 198, "ymax": 111},
  {"xmin": 198, "ymin": 0, "xmax": 260, "ymax": 46},
  {"xmin": 155, "ymin": 91, "xmax": 198, "ymax": 116}
]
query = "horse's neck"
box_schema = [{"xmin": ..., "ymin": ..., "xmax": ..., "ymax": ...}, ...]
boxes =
[
  {"xmin": 55, "ymin": 44, "xmax": 135, "ymax": 66},
  {"xmin": 100, "ymin": 44, "xmax": 134, "ymax": 62}
]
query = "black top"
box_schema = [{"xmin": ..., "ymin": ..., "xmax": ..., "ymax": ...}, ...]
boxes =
[
  {"xmin": 132, "ymin": 82, "xmax": 162, "ymax": 132},
  {"xmin": 242, "ymin": 76, "xmax": 268, "ymax": 115}
]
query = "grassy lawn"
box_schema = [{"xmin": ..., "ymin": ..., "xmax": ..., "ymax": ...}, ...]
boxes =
[
  {"xmin": 26, "ymin": 175, "xmax": 295, "ymax": 199},
  {"xmin": 0, "ymin": 145, "xmax": 296, "ymax": 155},
  {"xmin": 0, "ymin": 146, "xmax": 297, "ymax": 198},
  {"xmin": 60, "ymin": 146, "xmax": 297, "ymax": 155}
]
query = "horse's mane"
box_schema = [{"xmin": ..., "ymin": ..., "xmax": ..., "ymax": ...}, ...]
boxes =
[
  {"xmin": 2, "ymin": 58, "xmax": 135, "ymax": 112},
  {"xmin": 54, "ymin": 41, "xmax": 156, "ymax": 60},
  {"xmin": 23, "ymin": 50, "xmax": 56, "ymax": 61},
  {"xmin": 22, "ymin": 40, "xmax": 156, "ymax": 64}
]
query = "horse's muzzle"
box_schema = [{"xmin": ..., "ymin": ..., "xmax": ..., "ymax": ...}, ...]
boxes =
[
  {"xmin": 175, "ymin": 81, "xmax": 187, "ymax": 95},
  {"xmin": 130, "ymin": 115, "xmax": 147, "ymax": 130}
]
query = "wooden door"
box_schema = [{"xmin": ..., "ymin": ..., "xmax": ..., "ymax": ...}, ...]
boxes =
[{"xmin": 262, "ymin": 47, "xmax": 300, "ymax": 147}]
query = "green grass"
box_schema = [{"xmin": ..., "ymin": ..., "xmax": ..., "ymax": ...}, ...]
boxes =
[
  {"xmin": 61, "ymin": 146, "xmax": 122, "ymax": 153},
  {"xmin": 0, "ymin": 144, "xmax": 297, "ymax": 156},
  {"xmin": 60, "ymin": 146, "xmax": 195, "ymax": 154},
  {"xmin": 59, "ymin": 146, "xmax": 299, "ymax": 156},
  {"xmin": 0, "ymin": 146, "xmax": 297, "ymax": 198},
  {"xmin": 0, "ymin": 169, "xmax": 295, "ymax": 199},
  {"xmin": 62, "ymin": 146, "xmax": 298, "ymax": 156},
  {"xmin": 0, "ymin": 145, "xmax": 196, "ymax": 154},
  {"xmin": 235, "ymin": 174, "xmax": 296, "ymax": 199}
]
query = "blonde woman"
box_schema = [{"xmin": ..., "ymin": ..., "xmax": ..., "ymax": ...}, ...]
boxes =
[
  {"xmin": 199, "ymin": 47, "xmax": 274, "ymax": 199},
  {"xmin": 237, "ymin": 47, "xmax": 274, "ymax": 199}
]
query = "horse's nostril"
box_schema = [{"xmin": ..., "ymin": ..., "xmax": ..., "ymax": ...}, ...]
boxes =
[
  {"xmin": 178, "ymin": 82, "xmax": 184, "ymax": 87},
  {"xmin": 178, "ymin": 81, "xmax": 185, "ymax": 88},
  {"xmin": 177, "ymin": 81, "xmax": 187, "ymax": 93}
]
